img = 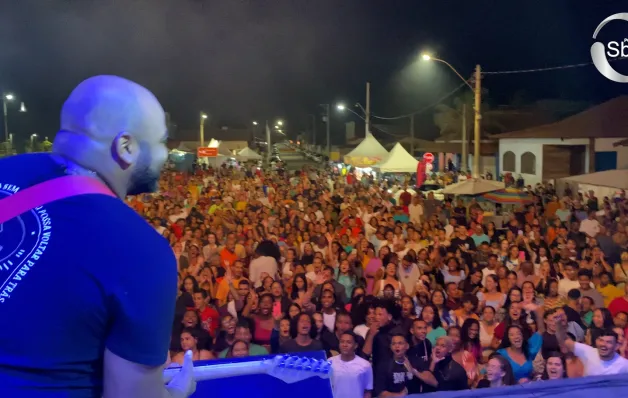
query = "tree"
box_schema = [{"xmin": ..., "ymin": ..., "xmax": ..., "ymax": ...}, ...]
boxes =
[
  {"xmin": 433, "ymin": 89, "xmax": 508, "ymax": 141},
  {"xmin": 42, "ymin": 138, "xmax": 53, "ymax": 152}
]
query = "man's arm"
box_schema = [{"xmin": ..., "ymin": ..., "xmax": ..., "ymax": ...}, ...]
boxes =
[
  {"xmin": 103, "ymin": 235, "xmax": 191, "ymax": 398},
  {"xmin": 555, "ymin": 314, "xmax": 576, "ymax": 353},
  {"xmin": 104, "ymin": 349, "xmax": 194, "ymax": 398}
]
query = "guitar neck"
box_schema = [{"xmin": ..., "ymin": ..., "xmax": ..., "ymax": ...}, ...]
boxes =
[{"xmin": 163, "ymin": 360, "xmax": 267, "ymax": 383}]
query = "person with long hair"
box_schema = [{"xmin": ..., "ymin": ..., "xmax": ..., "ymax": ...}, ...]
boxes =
[
  {"xmin": 586, "ymin": 308, "xmax": 614, "ymax": 346},
  {"xmin": 431, "ymin": 289, "xmax": 456, "ymax": 328},
  {"xmin": 318, "ymin": 289, "xmax": 339, "ymax": 332},
  {"xmin": 542, "ymin": 278, "xmax": 566, "ymax": 311},
  {"xmin": 373, "ymin": 262, "xmax": 404, "ymax": 298},
  {"xmin": 460, "ymin": 318, "xmax": 482, "ymax": 363},
  {"xmin": 335, "ymin": 259, "xmax": 357, "ymax": 300},
  {"xmin": 249, "ymin": 240, "xmax": 280, "ymax": 288},
  {"xmin": 172, "ymin": 328, "xmax": 213, "ymax": 365},
  {"xmin": 249, "ymin": 293, "xmax": 275, "ymax": 351},
  {"xmin": 419, "ymin": 304, "xmax": 446, "ymax": 344},
  {"xmin": 279, "ymin": 312, "xmax": 324, "ymax": 353},
  {"xmin": 477, "ymin": 354, "xmax": 516, "ymax": 388},
  {"xmin": 480, "ymin": 306, "xmax": 498, "ymax": 358},
  {"xmin": 448, "ymin": 326, "xmax": 478, "ymax": 384},
  {"xmin": 496, "ymin": 324, "xmax": 543, "ymax": 383},
  {"xmin": 540, "ymin": 352, "xmax": 567, "ymax": 380},
  {"xmin": 478, "ymin": 274, "xmax": 506, "ymax": 312}
]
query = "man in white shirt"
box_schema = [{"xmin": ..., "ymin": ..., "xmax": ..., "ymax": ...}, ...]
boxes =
[
  {"xmin": 557, "ymin": 320, "xmax": 628, "ymax": 376},
  {"xmin": 444, "ymin": 218, "xmax": 457, "ymax": 239},
  {"xmin": 398, "ymin": 255, "xmax": 421, "ymax": 295},
  {"xmin": 558, "ymin": 262, "xmax": 582, "ymax": 298},
  {"xmin": 408, "ymin": 196, "xmax": 423, "ymax": 225},
  {"xmin": 579, "ymin": 210, "xmax": 600, "ymax": 238},
  {"xmin": 481, "ymin": 254, "xmax": 499, "ymax": 286},
  {"xmin": 329, "ymin": 331, "xmax": 373, "ymax": 398}
]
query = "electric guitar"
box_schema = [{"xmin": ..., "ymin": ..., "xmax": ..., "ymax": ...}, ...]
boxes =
[{"xmin": 163, "ymin": 354, "xmax": 332, "ymax": 384}]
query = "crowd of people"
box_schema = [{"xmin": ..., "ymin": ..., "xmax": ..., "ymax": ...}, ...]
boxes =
[{"xmin": 128, "ymin": 153, "xmax": 628, "ymax": 397}]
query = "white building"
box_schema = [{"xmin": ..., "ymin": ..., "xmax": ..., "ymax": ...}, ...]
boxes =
[{"xmin": 492, "ymin": 96, "xmax": 628, "ymax": 187}]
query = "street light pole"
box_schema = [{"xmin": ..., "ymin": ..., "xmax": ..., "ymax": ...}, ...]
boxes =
[
  {"xmin": 266, "ymin": 120, "xmax": 271, "ymax": 164},
  {"xmin": 473, "ymin": 64, "xmax": 482, "ymax": 178},
  {"xmin": 410, "ymin": 114, "xmax": 415, "ymax": 156},
  {"xmin": 365, "ymin": 82, "xmax": 371, "ymax": 136},
  {"xmin": 199, "ymin": 112, "xmax": 208, "ymax": 147},
  {"xmin": 421, "ymin": 54, "xmax": 482, "ymax": 177},
  {"xmin": 3, "ymin": 98, "xmax": 9, "ymax": 144},
  {"xmin": 310, "ymin": 114, "xmax": 316, "ymax": 146},
  {"xmin": 324, "ymin": 104, "xmax": 330, "ymax": 155}
]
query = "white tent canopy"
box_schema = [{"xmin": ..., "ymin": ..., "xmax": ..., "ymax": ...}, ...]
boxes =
[
  {"xmin": 208, "ymin": 139, "xmax": 232, "ymax": 156},
  {"xmin": 373, "ymin": 143, "xmax": 418, "ymax": 173},
  {"xmin": 343, "ymin": 133, "xmax": 389, "ymax": 167},
  {"xmin": 236, "ymin": 147, "xmax": 262, "ymax": 160},
  {"xmin": 559, "ymin": 170, "xmax": 628, "ymax": 190},
  {"xmin": 442, "ymin": 178, "xmax": 505, "ymax": 195}
]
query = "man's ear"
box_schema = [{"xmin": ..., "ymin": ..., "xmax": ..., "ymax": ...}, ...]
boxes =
[{"xmin": 111, "ymin": 131, "xmax": 139, "ymax": 170}]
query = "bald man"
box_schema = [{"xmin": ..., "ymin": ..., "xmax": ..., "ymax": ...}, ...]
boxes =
[{"xmin": 0, "ymin": 76, "xmax": 195, "ymax": 398}]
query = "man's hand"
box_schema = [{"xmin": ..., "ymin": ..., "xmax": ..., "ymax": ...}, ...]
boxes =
[{"xmin": 166, "ymin": 350, "xmax": 196, "ymax": 398}]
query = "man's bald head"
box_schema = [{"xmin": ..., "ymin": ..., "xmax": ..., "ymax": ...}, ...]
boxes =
[
  {"xmin": 53, "ymin": 76, "xmax": 168, "ymax": 198},
  {"xmin": 59, "ymin": 75, "xmax": 165, "ymax": 142}
]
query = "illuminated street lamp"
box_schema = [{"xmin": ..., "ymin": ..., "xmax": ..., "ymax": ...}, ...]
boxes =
[
  {"xmin": 277, "ymin": 120, "xmax": 283, "ymax": 126},
  {"xmin": 199, "ymin": 112, "xmax": 208, "ymax": 147},
  {"xmin": 336, "ymin": 103, "xmax": 346, "ymax": 111},
  {"xmin": 421, "ymin": 52, "xmax": 481, "ymax": 177},
  {"xmin": 3, "ymin": 93, "xmax": 27, "ymax": 152},
  {"xmin": 252, "ymin": 121, "xmax": 258, "ymax": 125}
]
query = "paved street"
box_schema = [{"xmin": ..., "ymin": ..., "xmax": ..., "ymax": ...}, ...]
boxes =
[{"xmin": 279, "ymin": 151, "xmax": 321, "ymax": 171}]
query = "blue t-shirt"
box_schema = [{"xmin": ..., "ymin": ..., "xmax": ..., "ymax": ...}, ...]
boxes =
[{"xmin": 0, "ymin": 154, "xmax": 177, "ymax": 397}]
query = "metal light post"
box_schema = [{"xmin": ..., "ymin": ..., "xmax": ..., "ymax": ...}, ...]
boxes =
[
  {"xmin": 319, "ymin": 104, "xmax": 331, "ymax": 155},
  {"xmin": 3, "ymin": 93, "xmax": 26, "ymax": 154},
  {"xmin": 422, "ymin": 54, "xmax": 482, "ymax": 177},
  {"xmin": 199, "ymin": 112, "xmax": 208, "ymax": 147}
]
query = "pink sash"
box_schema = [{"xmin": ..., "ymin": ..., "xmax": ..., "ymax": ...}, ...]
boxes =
[{"xmin": 0, "ymin": 175, "xmax": 116, "ymax": 224}]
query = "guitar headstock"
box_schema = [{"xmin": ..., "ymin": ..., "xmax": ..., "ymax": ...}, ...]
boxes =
[{"xmin": 264, "ymin": 355, "xmax": 332, "ymax": 384}]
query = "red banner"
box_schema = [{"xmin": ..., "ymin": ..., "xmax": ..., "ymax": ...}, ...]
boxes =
[
  {"xmin": 416, "ymin": 160, "xmax": 426, "ymax": 187},
  {"xmin": 197, "ymin": 147, "xmax": 218, "ymax": 157}
]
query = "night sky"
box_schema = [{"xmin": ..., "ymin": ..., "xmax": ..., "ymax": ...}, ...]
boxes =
[{"xmin": 0, "ymin": 0, "xmax": 626, "ymax": 143}]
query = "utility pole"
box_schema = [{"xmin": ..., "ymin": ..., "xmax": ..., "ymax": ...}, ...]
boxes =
[
  {"xmin": 310, "ymin": 114, "xmax": 316, "ymax": 146},
  {"xmin": 325, "ymin": 104, "xmax": 330, "ymax": 155},
  {"xmin": 365, "ymin": 82, "xmax": 371, "ymax": 136},
  {"xmin": 265, "ymin": 120, "xmax": 271, "ymax": 164},
  {"xmin": 199, "ymin": 112, "xmax": 208, "ymax": 147},
  {"xmin": 472, "ymin": 64, "xmax": 482, "ymax": 178},
  {"xmin": 410, "ymin": 114, "xmax": 415, "ymax": 156},
  {"xmin": 461, "ymin": 104, "xmax": 467, "ymax": 172}
]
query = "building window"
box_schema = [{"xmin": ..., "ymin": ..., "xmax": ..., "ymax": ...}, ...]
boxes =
[
  {"xmin": 502, "ymin": 151, "xmax": 515, "ymax": 172},
  {"xmin": 521, "ymin": 152, "xmax": 536, "ymax": 175}
]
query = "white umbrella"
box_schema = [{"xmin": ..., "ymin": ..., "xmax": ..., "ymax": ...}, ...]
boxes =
[{"xmin": 442, "ymin": 178, "xmax": 505, "ymax": 195}]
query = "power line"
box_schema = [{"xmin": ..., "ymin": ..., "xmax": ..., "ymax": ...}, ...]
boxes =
[
  {"xmin": 368, "ymin": 57, "xmax": 627, "ymax": 122},
  {"xmin": 483, "ymin": 56, "xmax": 627, "ymax": 75},
  {"xmin": 370, "ymin": 82, "xmax": 468, "ymax": 120}
]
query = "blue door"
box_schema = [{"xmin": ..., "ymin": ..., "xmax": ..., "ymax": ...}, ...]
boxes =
[{"xmin": 594, "ymin": 151, "xmax": 617, "ymax": 172}]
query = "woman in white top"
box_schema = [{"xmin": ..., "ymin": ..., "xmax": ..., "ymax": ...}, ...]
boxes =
[
  {"xmin": 372, "ymin": 262, "xmax": 404, "ymax": 298},
  {"xmin": 249, "ymin": 241, "xmax": 280, "ymax": 288},
  {"xmin": 477, "ymin": 274, "xmax": 506, "ymax": 312},
  {"xmin": 479, "ymin": 306, "xmax": 498, "ymax": 359}
]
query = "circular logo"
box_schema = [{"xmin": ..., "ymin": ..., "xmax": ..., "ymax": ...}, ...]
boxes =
[
  {"xmin": 591, "ymin": 13, "xmax": 628, "ymax": 83},
  {"xmin": 0, "ymin": 188, "xmax": 46, "ymax": 302}
]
